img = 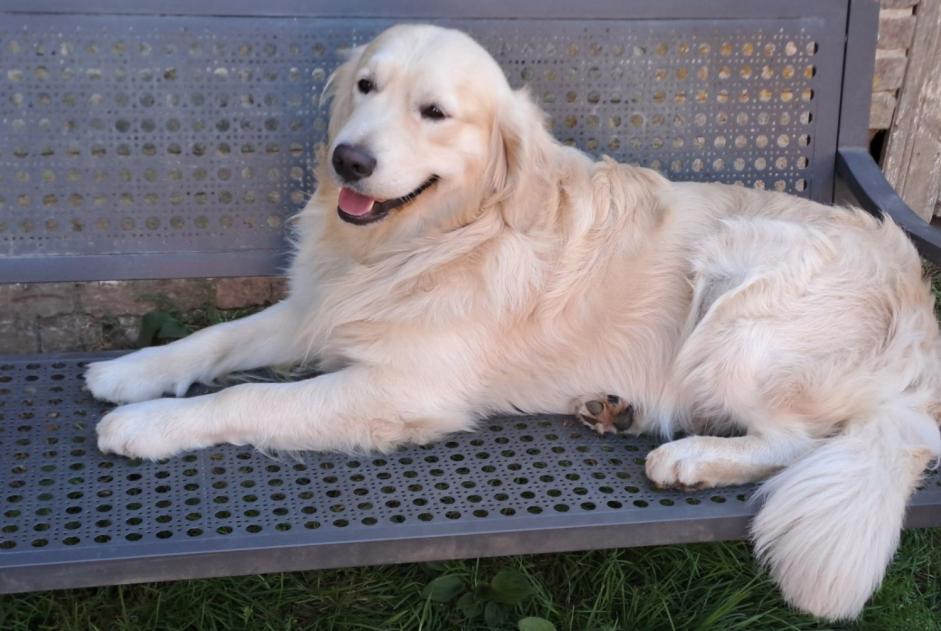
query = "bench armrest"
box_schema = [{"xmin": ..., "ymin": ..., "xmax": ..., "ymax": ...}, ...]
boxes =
[{"xmin": 836, "ymin": 148, "xmax": 941, "ymax": 264}]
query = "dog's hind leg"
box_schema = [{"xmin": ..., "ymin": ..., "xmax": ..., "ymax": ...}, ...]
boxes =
[
  {"xmin": 644, "ymin": 432, "xmax": 815, "ymax": 490},
  {"xmin": 85, "ymin": 300, "xmax": 307, "ymax": 404},
  {"xmin": 572, "ymin": 394, "xmax": 635, "ymax": 434}
]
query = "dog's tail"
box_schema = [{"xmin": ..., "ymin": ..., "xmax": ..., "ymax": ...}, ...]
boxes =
[{"xmin": 751, "ymin": 403, "xmax": 940, "ymax": 621}]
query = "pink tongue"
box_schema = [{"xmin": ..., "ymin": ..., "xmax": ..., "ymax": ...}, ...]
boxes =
[{"xmin": 338, "ymin": 187, "xmax": 376, "ymax": 216}]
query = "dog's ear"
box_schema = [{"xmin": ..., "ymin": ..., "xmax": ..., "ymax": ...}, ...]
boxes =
[
  {"xmin": 487, "ymin": 88, "xmax": 554, "ymax": 228},
  {"xmin": 321, "ymin": 45, "xmax": 366, "ymax": 142}
]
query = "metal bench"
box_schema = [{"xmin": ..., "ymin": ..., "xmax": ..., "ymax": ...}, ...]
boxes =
[{"xmin": 2, "ymin": 0, "xmax": 940, "ymax": 594}]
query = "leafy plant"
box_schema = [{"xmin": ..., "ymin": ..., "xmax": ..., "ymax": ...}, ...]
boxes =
[
  {"xmin": 137, "ymin": 310, "xmax": 191, "ymax": 346},
  {"xmin": 518, "ymin": 617, "xmax": 557, "ymax": 631},
  {"xmin": 206, "ymin": 303, "xmax": 224, "ymax": 325},
  {"xmin": 421, "ymin": 568, "xmax": 554, "ymax": 629},
  {"xmin": 422, "ymin": 574, "xmax": 466, "ymax": 603}
]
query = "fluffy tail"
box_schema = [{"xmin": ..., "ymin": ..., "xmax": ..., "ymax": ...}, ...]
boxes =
[{"xmin": 751, "ymin": 405, "xmax": 940, "ymax": 621}]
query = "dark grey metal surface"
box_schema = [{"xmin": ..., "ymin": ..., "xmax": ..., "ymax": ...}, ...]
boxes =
[
  {"xmin": 0, "ymin": 2, "xmax": 846, "ymax": 282},
  {"xmin": 0, "ymin": 0, "xmax": 847, "ymax": 21},
  {"xmin": 2, "ymin": 352, "xmax": 938, "ymax": 594},
  {"xmin": 837, "ymin": 0, "xmax": 880, "ymax": 152},
  {"xmin": 837, "ymin": 149, "xmax": 941, "ymax": 263}
]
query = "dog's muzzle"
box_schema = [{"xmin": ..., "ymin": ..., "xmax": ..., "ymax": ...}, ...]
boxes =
[{"xmin": 337, "ymin": 176, "xmax": 440, "ymax": 226}]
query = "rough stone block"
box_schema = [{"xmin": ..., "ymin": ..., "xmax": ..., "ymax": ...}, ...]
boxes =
[
  {"xmin": 873, "ymin": 48, "xmax": 908, "ymax": 92},
  {"xmin": 870, "ymin": 91, "xmax": 898, "ymax": 129},
  {"xmin": 213, "ymin": 277, "xmax": 280, "ymax": 310},
  {"xmin": 880, "ymin": 0, "xmax": 918, "ymax": 8},
  {"xmin": 270, "ymin": 278, "xmax": 289, "ymax": 302},
  {"xmin": 101, "ymin": 314, "xmax": 143, "ymax": 350},
  {"xmin": 38, "ymin": 314, "xmax": 105, "ymax": 353},
  {"xmin": 0, "ymin": 318, "xmax": 40, "ymax": 355},
  {"xmin": 0, "ymin": 283, "xmax": 77, "ymax": 319},
  {"xmin": 79, "ymin": 279, "xmax": 211, "ymax": 317},
  {"xmin": 878, "ymin": 11, "xmax": 916, "ymax": 50}
]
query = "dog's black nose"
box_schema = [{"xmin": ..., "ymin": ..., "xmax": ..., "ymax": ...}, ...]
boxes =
[{"xmin": 332, "ymin": 144, "xmax": 377, "ymax": 182}]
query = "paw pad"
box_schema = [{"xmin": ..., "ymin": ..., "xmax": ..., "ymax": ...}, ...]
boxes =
[{"xmin": 573, "ymin": 394, "xmax": 634, "ymax": 435}]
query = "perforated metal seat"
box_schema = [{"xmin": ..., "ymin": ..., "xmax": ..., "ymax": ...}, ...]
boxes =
[{"xmin": 2, "ymin": 0, "xmax": 941, "ymax": 593}]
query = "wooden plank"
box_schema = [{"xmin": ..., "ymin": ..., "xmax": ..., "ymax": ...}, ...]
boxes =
[
  {"xmin": 882, "ymin": 0, "xmax": 941, "ymax": 219},
  {"xmin": 903, "ymin": 133, "xmax": 941, "ymax": 220},
  {"xmin": 923, "ymin": 68, "xmax": 941, "ymax": 140}
]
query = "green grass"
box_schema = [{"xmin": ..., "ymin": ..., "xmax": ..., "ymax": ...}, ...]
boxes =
[
  {"xmin": 4, "ymin": 271, "xmax": 941, "ymax": 630},
  {"xmin": 2, "ymin": 531, "xmax": 939, "ymax": 630},
  {"xmin": 930, "ymin": 263, "xmax": 941, "ymax": 321}
]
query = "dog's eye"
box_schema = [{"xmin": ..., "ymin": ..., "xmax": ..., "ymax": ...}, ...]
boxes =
[
  {"xmin": 357, "ymin": 78, "xmax": 374, "ymax": 94},
  {"xmin": 420, "ymin": 104, "xmax": 447, "ymax": 121}
]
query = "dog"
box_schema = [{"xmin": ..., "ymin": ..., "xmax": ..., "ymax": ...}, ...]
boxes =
[{"xmin": 84, "ymin": 24, "xmax": 941, "ymax": 621}]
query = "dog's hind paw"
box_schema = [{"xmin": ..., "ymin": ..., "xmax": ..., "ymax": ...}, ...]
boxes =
[{"xmin": 572, "ymin": 393, "xmax": 634, "ymax": 435}]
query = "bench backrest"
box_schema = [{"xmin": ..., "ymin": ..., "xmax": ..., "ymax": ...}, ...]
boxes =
[{"xmin": 0, "ymin": 0, "xmax": 877, "ymax": 282}]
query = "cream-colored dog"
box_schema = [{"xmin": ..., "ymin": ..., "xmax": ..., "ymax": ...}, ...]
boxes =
[{"xmin": 85, "ymin": 25, "xmax": 941, "ymax": 621}]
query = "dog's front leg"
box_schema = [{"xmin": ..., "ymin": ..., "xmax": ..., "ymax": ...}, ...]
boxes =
[
  {"xmin": 96, "ymin": 366, "xmax": 474, "ymax": 459},
  {"xmin": 85, "ymin": 300, "xmax": 309, "ymax": 404}
]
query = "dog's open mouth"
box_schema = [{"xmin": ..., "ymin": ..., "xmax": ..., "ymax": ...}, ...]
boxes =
[{"xmin": 337, "ymin": 176, "xmax": 439, "ymax": 225}]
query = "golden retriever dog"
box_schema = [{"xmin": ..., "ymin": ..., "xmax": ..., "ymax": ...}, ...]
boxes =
[{"xmin": 85, "ymin": 24, "xmax": 941, "ymax": 621}]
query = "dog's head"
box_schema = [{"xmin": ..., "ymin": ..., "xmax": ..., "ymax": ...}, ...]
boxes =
[{"xmin": 322, "ymin": 24, "xmax": 548, "ymax": 231}]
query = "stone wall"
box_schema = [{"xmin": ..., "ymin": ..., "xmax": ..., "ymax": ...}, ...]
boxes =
[{"xmin": 0, "ymin": 278, "xmax": 286, "ymax": 354}]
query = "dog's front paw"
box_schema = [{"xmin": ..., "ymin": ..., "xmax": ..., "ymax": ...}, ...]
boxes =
[
  {"xmin": 85, "ymin": 348, "xmax": 195, "ymax": 404},
  {"xmin": 645, "ymin": 439, "xmax": 713, "ymax": 491},
  {"xmin": 96, "ymin": 398, "xmax": 207, "ymax": 460}
]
